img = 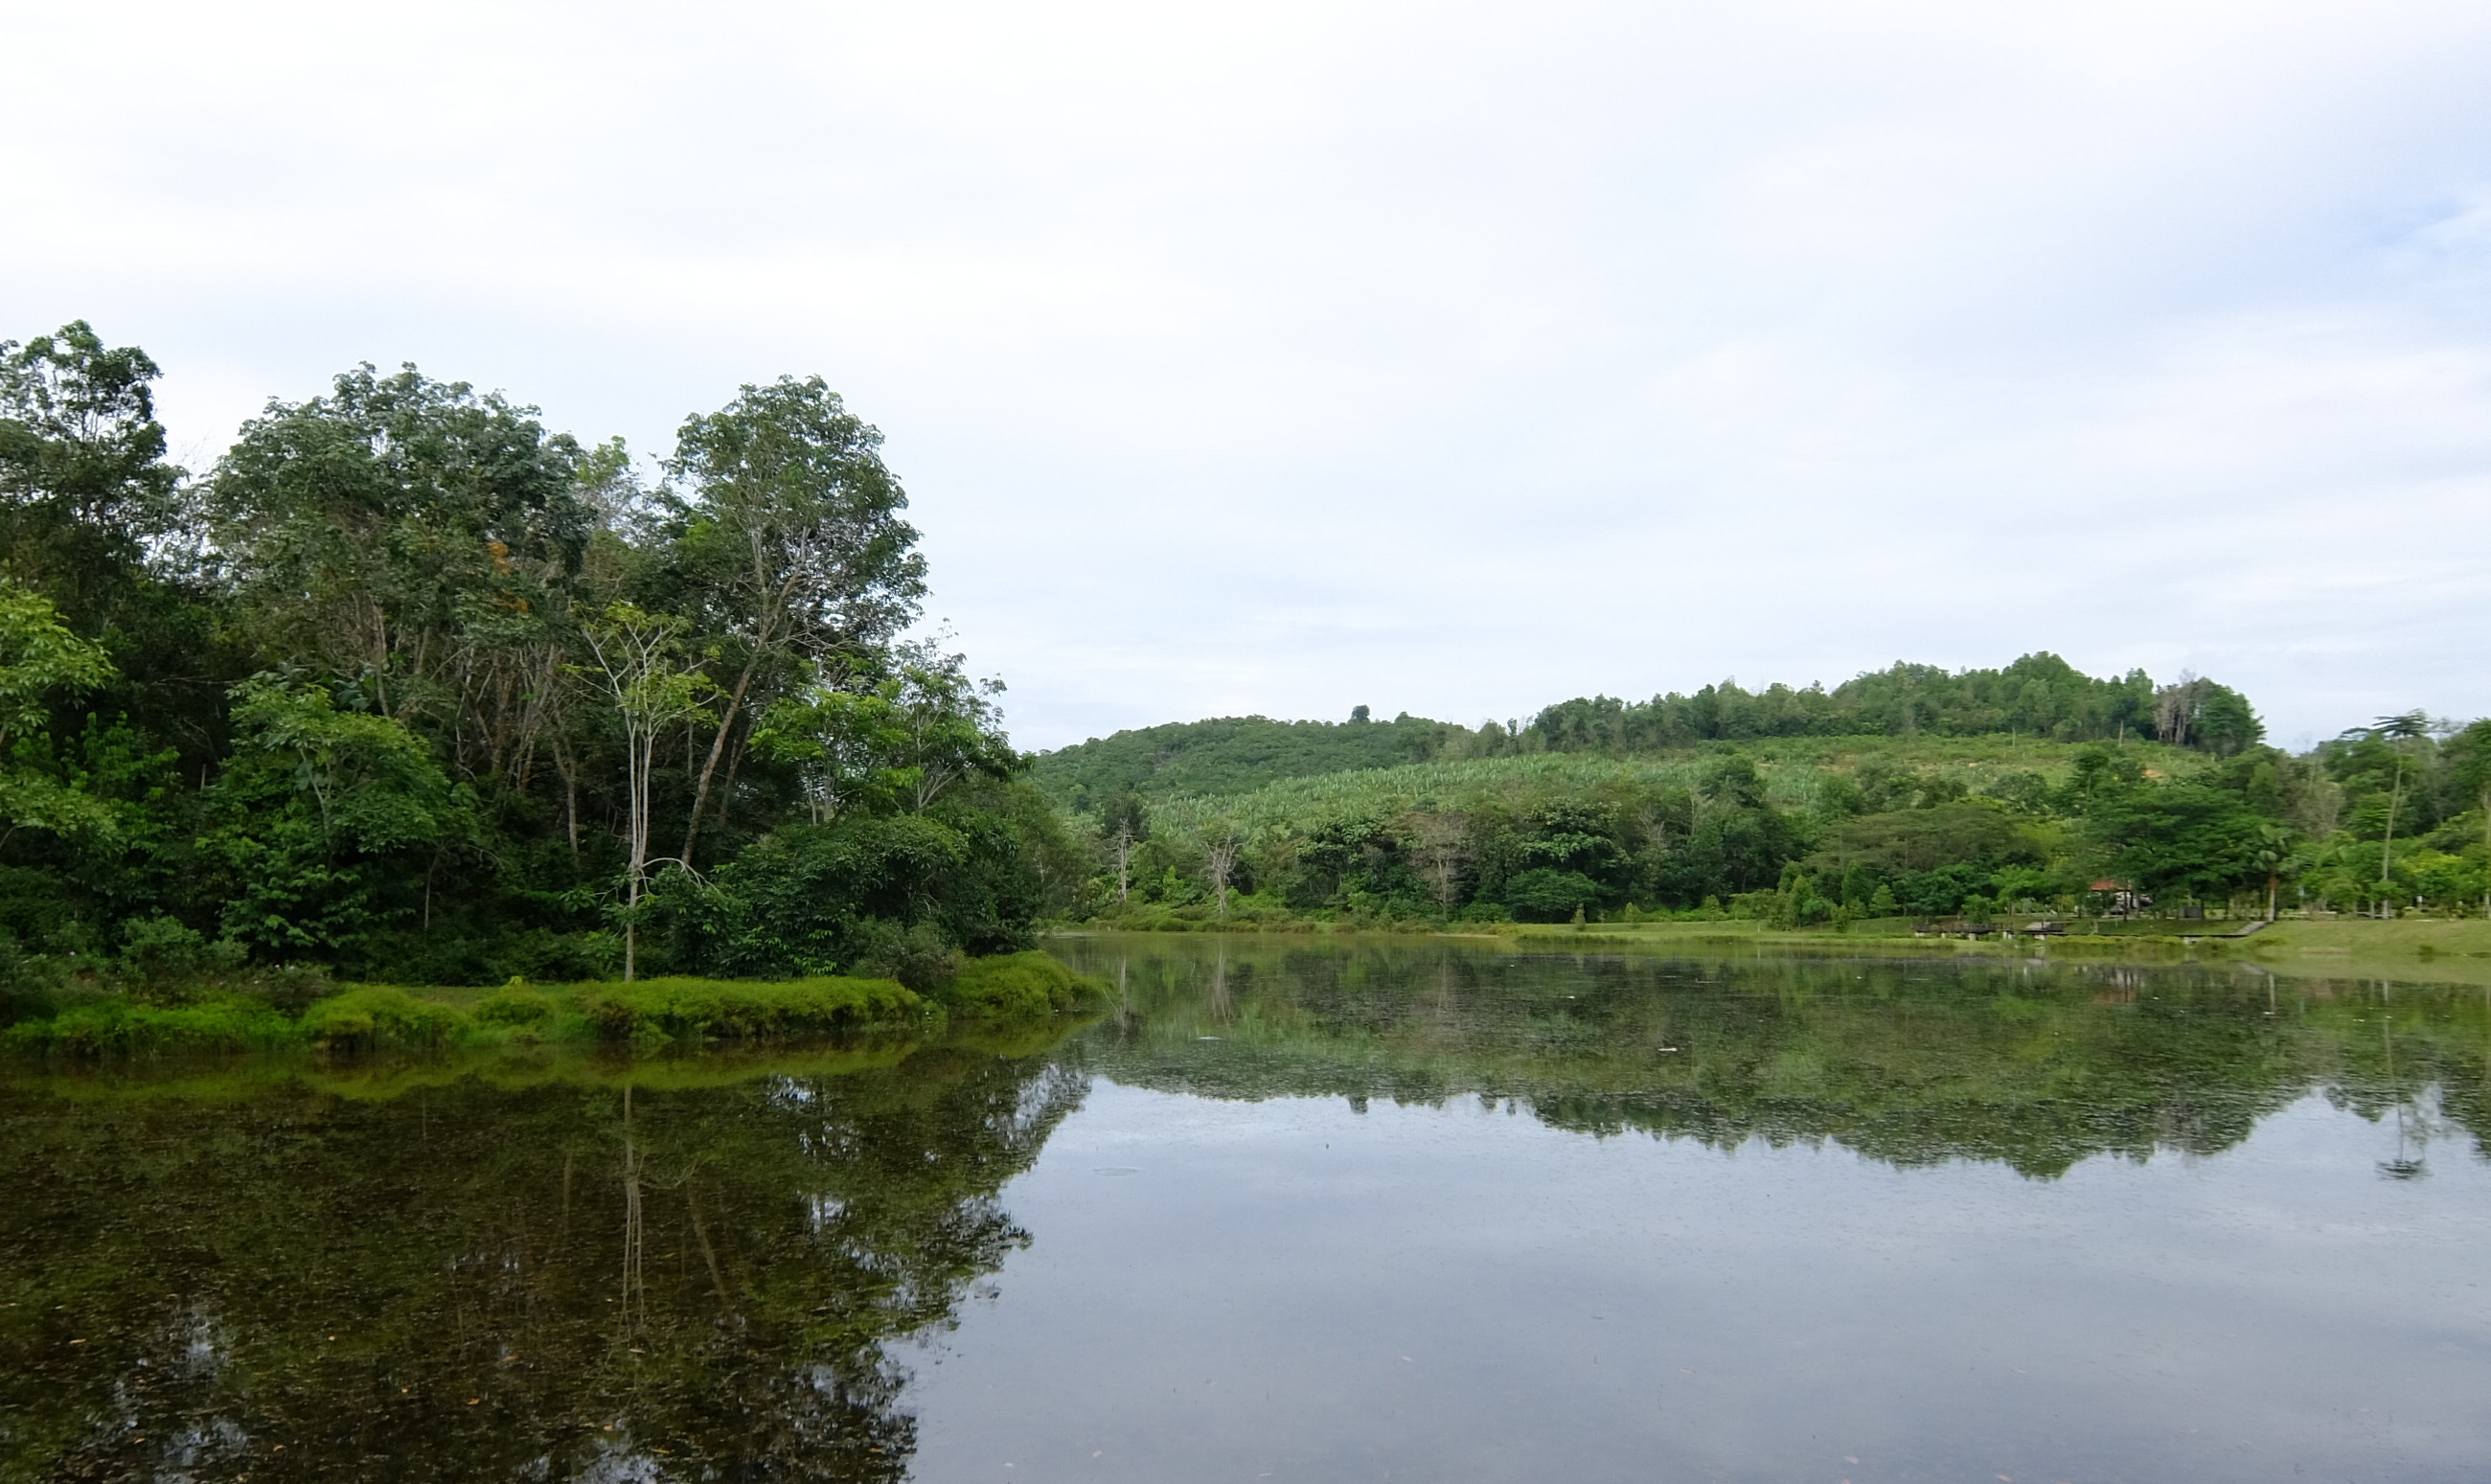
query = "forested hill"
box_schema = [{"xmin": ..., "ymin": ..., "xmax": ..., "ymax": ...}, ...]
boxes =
[
  {"xmin": 1031, "ymin": 712, "xmax": 1465, "ymax": 808},
  {"xmin": 1030, "ymin": 654, "xmax": 2263, "ymax": 808}
]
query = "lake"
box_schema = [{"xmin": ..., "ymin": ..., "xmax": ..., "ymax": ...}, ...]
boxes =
[{"xmin": 4, "ymin": 937, "xmax": 2486, "ymax": 1482}]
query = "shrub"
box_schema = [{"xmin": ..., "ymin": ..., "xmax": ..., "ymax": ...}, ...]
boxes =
[
  {"xmin": 1501, "ymin": 869, "xmax": 1603, "ymax": 923},
  {"xmin": 299, "ymin": 986, "xmax": 468, "ymax": 1050},
  {"xmin": 941, "ymin": 951, "xmax": 1104, "ymax": 1018},
  {"xmin": 474, "ymin": 985, "xmax": 557, "ymax": 1026},
  {"xmin": 118, "ymin": 916, "xmax": 248, "ymax": 994}
]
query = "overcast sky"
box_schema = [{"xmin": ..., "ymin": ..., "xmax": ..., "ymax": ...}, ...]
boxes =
[{"xmin": 7, "ymin": 0, "xmax": 2489, "ymax": 751}]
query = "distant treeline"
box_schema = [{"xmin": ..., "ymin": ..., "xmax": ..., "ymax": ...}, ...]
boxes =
[
  {"xmin": 1525, "ymin": 653, "xmax": 2260, "ymax": 756},
  {"xmin": 1063, "ymin": 718, "xmax": 2491, "ymax": 927},
  {"xmin": 1032, "ymin": 653, "xmax": 2261, "ymax": 809}
]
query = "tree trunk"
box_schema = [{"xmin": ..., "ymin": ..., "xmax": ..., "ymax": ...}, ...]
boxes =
[
  {"xmin": 554, "ymin": 738, "xmax": 581, "ymax": 866},
  {"xmin": 681, "ymin": 657, "xmax": 759, "ymax": 866},
  {"xmin": 2380, "ymin": 761, "xmax": 2404, "ymax": 886}
]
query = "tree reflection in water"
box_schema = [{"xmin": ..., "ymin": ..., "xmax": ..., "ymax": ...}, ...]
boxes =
[
  {"xmin": 0, "ymin": 1045, "xmax": 1088, "ymax": 1482},
  {"xmin": 7, "ymin": 941, "xmax": 2487, "ymax": 1482}
]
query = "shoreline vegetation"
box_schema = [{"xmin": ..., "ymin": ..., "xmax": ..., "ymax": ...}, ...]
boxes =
[
  {"xmin": 1, "ymin": 951, "xmax": 1104, "ymax": 1059},
  {"xmin": 1056, "ymin": 918, "xmax": 2491, "ymax": 981}
]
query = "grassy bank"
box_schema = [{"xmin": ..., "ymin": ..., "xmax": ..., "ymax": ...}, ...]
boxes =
[
  {"xmin": 1058, "ymin": 916, "xmax": 2491, "ymax": 986},
  {"xmin": 0, "ymin": 951, "xmax": 1107, "ymax": 1059}
]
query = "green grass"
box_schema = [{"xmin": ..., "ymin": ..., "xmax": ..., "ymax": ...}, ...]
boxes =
[
  {"xmin": 2, "ymin": 954, "xmax": 1110, "ymax": 1060},
  {"xmin": 1, "ymin": 998, "xmax": 303, "ymax": 1056}
]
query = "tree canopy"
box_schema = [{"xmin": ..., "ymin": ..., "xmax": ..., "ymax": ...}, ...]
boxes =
[{"xmin": 0, "ymin": 322, "xmax": 1063, "ymax": 994}]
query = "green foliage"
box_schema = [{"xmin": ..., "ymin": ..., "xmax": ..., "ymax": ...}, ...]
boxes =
[
  {"xmin": 297, "ymin": 984, "xmax": 468, "ymax": 1049},
  {"xmin": 208, "ymin": 364, "xmax": 590, "ymax": 733},
  {"xmin": 658, "ymin": 807, "xmax": 1040, "ymax": 985},
  {"xmin": 2, "ymin": 997, "xmax": 299, "ymax": 1055},
  {"xmin": 1501, "ymin": 868, "xmax": 1603, "ymax": 922},
  {"xmin": 3, "ymin": 948, "xmax": 1087, "ymax": 1057},
  {"xmin": 1062, "ymin": 725, "xmax": 2453, "ymax": 926},
  {"xmin": 196, "ymin": 678, "xmax": 476, "ymax": 953},
  {"xmin": 940, "ymin": 949, "xmax": 1106, "ymax": 1017},
  {"xmin": 2085, "ymin": 785, "xmax": 2267, "ymax": 902},
  {"xmin": 1525, "ymin": 653, "xmax": 2257, "ymax": 752},
  {"xmin": 0, "ymin": 322, "xmax": 187, "ymax": 627},
  {"xmin": 1033, "ymin": 654, "xmax": 2262, "ymax": 815},
  {"xmin": 1032, "ymin": 711, "xmax": 1475, "ymax": 807},
  {"xmin": 472, "ymin": 983, "xmax": 558, "ymax": 1025},
  {"xmin": 0, "ymin": 319, "xmax": 1047, "ymax": 989}
]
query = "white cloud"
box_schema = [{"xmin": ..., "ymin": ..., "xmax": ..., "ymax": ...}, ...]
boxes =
[{"xmin": 5, "ymin": 0, "xmax": 2489, "ymax": 747}]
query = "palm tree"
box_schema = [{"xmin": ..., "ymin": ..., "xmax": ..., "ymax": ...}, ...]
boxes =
[{"xmin": 2371, "ymin": 712, "xmax": 2430, "ymax": 914}]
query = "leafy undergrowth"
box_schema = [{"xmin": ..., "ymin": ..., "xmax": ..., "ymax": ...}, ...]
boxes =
[{"xmin": 2, "ymin": 955, "xmax": 1108, "ymax": 1058}]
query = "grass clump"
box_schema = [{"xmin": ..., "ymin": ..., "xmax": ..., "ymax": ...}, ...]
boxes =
[
  {"xmin": 939, "ymin": 951, "xmax": 1108, "ymax": 1018},
  {"xmin": 298, "ymin": 986, "xmax": 469, "ymax": 1050},
  {"xmin": 2, "ymin": 998, "xmax": 299, "ymax": 1056},
  {"xmin": 568, "ymin": 975, "xmax": 930, "ymax": 1042}
]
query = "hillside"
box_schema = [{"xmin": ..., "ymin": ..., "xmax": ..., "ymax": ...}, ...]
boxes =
[
  {"xmin": 1032, "ymin": 652, "xmax": 2261, "ymax": 810},
  {"xmin": 1034, "ymin": 659, "xmax": 2483, "ymax": 931},
  {"xmin": 1030, "ymin": 712, "xmax": 1469, "ymax": 808},
  {"xmin": 1132, "ymin": 733, "xmax": 2193, "ymax": 838}
]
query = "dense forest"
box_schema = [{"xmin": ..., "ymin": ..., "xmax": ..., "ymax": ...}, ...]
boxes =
[
  {"xmin": 1044, "ymin": 683, "xmax": 2491, "ymax": 928},
  {"xmin": 0, "ymin": 321, "xmax": 1079, "ymax": 997}
]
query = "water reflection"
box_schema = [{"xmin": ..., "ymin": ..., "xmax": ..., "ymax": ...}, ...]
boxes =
[
  {"xmin": 0, "ymin": 1046, "xmax": 1086, "ymax": 1481},
  {"xmin": 3, "ymin": 941, "xmax": 2485, "ymax": 1482},
  {"xmin": 1050, "ymin": 936, "xmax": 2491, "ymax": 1177}
]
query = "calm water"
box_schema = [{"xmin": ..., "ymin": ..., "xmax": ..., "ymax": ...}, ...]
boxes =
[{"xmin": 4, "ymin": 941, "xmax": 2487, "ymax": 1483}]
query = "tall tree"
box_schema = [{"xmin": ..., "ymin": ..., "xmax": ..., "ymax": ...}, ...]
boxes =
[
  {"xmin": 2440, "ymin": 718, "xmax": 2491, "ymax": 916},
  {"xmin": 2370, "ymin": 712, "xmax": 2431, "ymax": 899},
  {"xmin": 666, "ymin": 377, "xmax": 926, "ymax": 864},
  {"xmin": 0, "ymin": 322, "xmax": 186, "ymax": 626},
  {"xmin": 578, "ymin": 603, "xmax": 714, "ymax": 980},
  {"xmin": 209, "ymin": 365, "xmax": 592, "ymax": 783}
]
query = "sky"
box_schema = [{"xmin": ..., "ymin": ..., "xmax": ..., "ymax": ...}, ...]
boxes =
[{"xmin": 5, "ymin": 0, "xmax": 2490, "ymax": 752}]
